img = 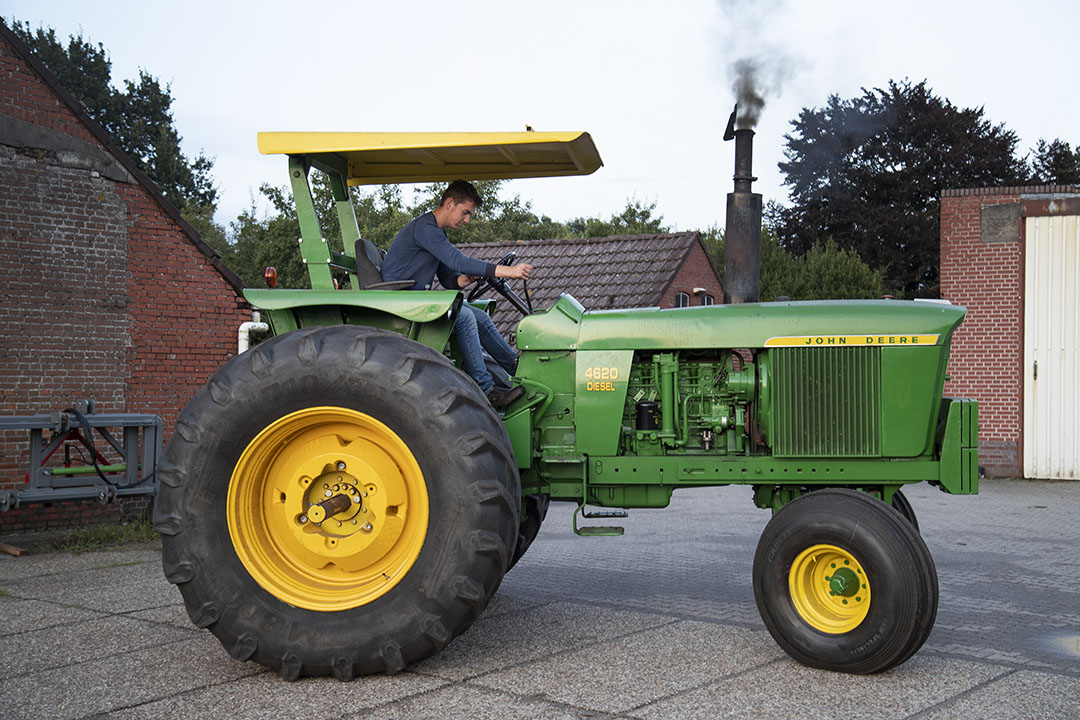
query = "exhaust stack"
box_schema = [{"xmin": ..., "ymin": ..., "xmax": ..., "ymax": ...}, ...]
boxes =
[{"xmin": 723, "ymin": 106, "xmax": 763, "ymax": 304}]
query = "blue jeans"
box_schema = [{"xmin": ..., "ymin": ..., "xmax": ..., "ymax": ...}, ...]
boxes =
[{"xmin": 453, "ymin": 304, "xmax": 518, "ymax": 393}]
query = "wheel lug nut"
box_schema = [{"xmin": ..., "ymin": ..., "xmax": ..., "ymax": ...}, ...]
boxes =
[
  {"xmin": 362, "ymin": 522, "xmax": 373, "ymax": 532},
  {"xmin": 324, "ymin": 490, "xmax": 332, "ymax": 498},
  {"xmin": 336, "ymin": 462, "xmax": 346, "ymax": 470},
  {"xmin": 299, "ymin": 516, "xmax": 308, "ymax": 524}
]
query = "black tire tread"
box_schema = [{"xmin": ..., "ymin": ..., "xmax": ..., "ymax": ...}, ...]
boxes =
[
  {"xmin": 752, "ymin": 488, "xmax": 938, "ymax": 674},
  {"xmin": 155, "ymin": 325, "xmax": 520, "ymax": 679}
]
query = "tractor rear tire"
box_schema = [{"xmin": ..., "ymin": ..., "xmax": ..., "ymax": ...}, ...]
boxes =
[
  {"xmin": 508, "ymin": 493, "xmax": 550, "ymax": 570},
  {"xmin": 154, "ymin": 325, "xmax": 520, "ymax": 679},
  {"xmin": 752, "ymin": 488, "xmax": 937, "ymax": 674}
]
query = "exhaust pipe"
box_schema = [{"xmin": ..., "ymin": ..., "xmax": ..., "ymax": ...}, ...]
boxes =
[{"xmin": 723, "ymin": 106, "xmax": 763, "ymax": 304}]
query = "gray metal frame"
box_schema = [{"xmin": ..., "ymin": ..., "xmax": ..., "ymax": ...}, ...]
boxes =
[{"xmin": 0, "ymin": 400, "xmax": 162, "ymax": 511}]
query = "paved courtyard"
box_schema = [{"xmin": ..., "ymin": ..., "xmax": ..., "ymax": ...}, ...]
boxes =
[{"xmin": 2, "ymin": 477, "xmax": 1078, "ymax": 719}]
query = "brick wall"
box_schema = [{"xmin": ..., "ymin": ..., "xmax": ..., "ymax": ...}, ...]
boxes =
[
  {"xmin": 0, "ymin": 30, "xmax": 248, "ymax": 531},
  {"xmin": 660, "ymin": 239, "xmax": 724, "ymax": 308},
  {"xmin": 940, "ymin": 188, "xmax": 1024, "ymax": 477},
  {"xmin": 940, "ymin": 187, "xmax": 1053, "ymax": 478}
]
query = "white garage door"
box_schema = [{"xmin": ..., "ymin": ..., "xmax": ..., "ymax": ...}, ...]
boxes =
[{"xmin": 1023, "ymin": 213, "xmax": 1080, "ymax": 479}]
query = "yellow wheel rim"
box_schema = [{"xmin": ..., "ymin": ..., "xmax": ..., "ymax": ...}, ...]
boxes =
[
  {"xmin": 227, "ymin": 406, "xmax": 428, "ymax": 611},
  {"xmin": 789, "ymin": 544, "xmax": 871, "ymax": 634}
]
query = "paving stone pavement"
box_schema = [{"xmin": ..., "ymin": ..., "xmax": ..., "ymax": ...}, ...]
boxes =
[{"xmin": 1, "ymin": 477, "xmax": 1078, "ymax": 719}]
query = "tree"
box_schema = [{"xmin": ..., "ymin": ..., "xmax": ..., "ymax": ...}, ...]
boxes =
[
  {"xmin": 227, "ymin": 184, "xmax": 307, "ymax": 289},
  {"xmin": 405, "ymin": 179, "xmax": 574, "ymax": 244},
  {"xmin": 1030, "ymin": 139, "xmax": 1080, "ymax": 185},
  {"xmin": 772, "ymin": 80, "xmax": 1027, "ymax": 297},
  {"xmin": 568, "ymin": 197, "xmax": 669, "ymax": 237},
  {"xmin": 706, "ymin": 223, "xmax": 883, "ymax": 302},
  {"xmin": 10, "ymin": 20, "xmax": 218, "ymax": 214}
]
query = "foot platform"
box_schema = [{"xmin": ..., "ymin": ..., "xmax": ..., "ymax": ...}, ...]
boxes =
[{"xmin": 573, "ymin": 504, "xmax": 627, "ymax": 536}]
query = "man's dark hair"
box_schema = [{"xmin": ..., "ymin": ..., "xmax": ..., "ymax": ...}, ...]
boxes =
[{"xmin": 439, "ymin": 180, "xmax": 483, "ymax": 208}]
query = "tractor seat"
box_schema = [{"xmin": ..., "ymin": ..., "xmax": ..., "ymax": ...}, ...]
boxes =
[{"xmin": 354, "ymin": 238, "xmax": 414, "ymax": 291}]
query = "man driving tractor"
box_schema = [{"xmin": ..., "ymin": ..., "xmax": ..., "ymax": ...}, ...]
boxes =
[{"xmin": 380, "ymin": 180, "xmax": 532, "ymax": 409}]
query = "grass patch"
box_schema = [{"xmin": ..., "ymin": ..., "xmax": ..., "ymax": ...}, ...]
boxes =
[
  {"xmin": 47, "ymin": 519, "xmax": 159, "ymax": 554},
  {"xmin": 91, "ymin": 560, "xmax": 143, "ymax": 570}
]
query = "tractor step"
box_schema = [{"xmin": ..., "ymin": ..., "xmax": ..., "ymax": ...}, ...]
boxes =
[
  {"xmin": 581, "ymin": 509, "xmax": 628, "ymax": 519},
  {"xmin": 576, "ymin": 525, "xmax": 624, "ymax": 537},
  {"xmin": 573, "ymin": 504, "xmax": 627, "ymax": 536}
]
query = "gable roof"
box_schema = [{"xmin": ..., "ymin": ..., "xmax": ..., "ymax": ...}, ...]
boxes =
[
  {"xmin": 0, "ymin": 20, "xmax": 243, "ymax": 294},
  {"xmin": 455, "ymin": 232, "xmax": 712, "ymax": 336}
]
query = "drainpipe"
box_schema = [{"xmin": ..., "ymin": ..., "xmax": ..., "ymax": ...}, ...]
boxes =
[{"xmin": 238, "ymin": 311, "xmax": 269, "ymax": 354}]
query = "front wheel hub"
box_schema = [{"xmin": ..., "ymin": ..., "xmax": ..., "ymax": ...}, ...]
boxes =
[
  {"xmin": 788, "ymin": 544, "xmax": 871, "ymax": 634},
  {"xmin": 227, "ymin": 407, "xmax": 428, "ymax": 611}
]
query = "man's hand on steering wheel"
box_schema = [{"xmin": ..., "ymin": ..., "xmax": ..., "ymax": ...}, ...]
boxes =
[
  {"xmin": 498, "ymin": 262, "xmax": 533, "ymax": 280},
  {"xmin": 466, "ymin": 251, "xmax": 534, "ymax": 314}
]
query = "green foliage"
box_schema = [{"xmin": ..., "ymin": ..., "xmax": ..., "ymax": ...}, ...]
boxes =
[
  {"xmin": 766, "ymin": 237, "xmax": 884, "ymax": 301},
  {"xmin": 1030, "ymin": 138, "xmax": 1080, "ymax": 185},
  {"xmin": 406, "ymin": 179, "xmax": 575, "ymax": 244},
  {"xmin": 222, "ymin": 173, "xmax": 675, "ymax": 286},
  {"xmin": 227, "ymin": 184, "xmax": 307, "ymax": 289},
  {"xmin": 9, "ymin": 20, "xmax": 217, "ymax": 213},
  {"xmin": 568, "ymin": 197, "xmax": 669, "ymax": 237},
  {"xmin": 182, "ymin": 203, "xmax": 228, "ymax": 257},
  {"xmin": 773, "ymin": 79, "xmax": 1027, "ymax": 297},
  {"xmin": 353, "ymin": 185, "xmax": 414, "ymax": 250},
  {"xmin": 705, "ymin": 223, "xmax": 883, "ymax": 302}
]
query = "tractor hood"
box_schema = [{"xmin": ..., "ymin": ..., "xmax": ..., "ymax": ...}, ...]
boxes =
[{"xmin": 516, "ymin": 295, "xmax": 966, "ymax": 351}]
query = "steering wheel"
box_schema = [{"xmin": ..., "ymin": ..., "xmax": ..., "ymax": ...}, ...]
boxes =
[{"xmin": 466, "ymin": 251, "xmax": 533, "ymax": 315}]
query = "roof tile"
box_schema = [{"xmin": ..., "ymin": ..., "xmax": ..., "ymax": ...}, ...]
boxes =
[{"xmin": 453, "ymin": 232, "xmax": 706, "ymax": 339}]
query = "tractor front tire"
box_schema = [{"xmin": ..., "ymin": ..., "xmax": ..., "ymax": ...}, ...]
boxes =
[
  {"xmin": 891, "ymin": 488, "xmax": 919, "ymax": 532},
  {"xmin": 508, "ymin": 493, "xmax": 550, "ymax": 570},
  {"xmin": 154, "ymin": 326, "xmax": 520, "ymax": 679},
  {"xmin": 752, "ymin": 488, "xmax": 937, "ymax": 674}
]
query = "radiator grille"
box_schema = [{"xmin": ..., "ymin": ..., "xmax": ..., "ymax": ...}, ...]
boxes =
[{"xmin": 771, "ymin": 347, "xmax": 881, "ymax": 457}]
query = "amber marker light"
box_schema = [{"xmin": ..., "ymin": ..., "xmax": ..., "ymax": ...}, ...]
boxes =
[{"xmin": 264, "ymin": 267, "xmax": 278, "ymax": 288}]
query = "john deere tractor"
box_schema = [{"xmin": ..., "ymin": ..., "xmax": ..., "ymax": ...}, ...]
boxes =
[{"xmin": 155, "ymin": 131, "xmax": 977, "ymax": 680}]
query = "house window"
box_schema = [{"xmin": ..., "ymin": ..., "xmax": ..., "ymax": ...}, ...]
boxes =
[
  {"xmin": 674, "ymin": 292, "xmax": 690, "ymax": 308},
  {"xmin": 701, "ymin": 294, "xmax": 715, "ymax": 306}
]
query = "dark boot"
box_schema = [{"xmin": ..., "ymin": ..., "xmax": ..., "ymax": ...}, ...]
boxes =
[{"xmin": 487, "ymin": 384, "xmax": 525, "ymax": 411}]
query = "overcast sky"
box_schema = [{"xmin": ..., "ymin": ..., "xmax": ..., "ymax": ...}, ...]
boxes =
[{"xmin": 5, "ymin": 0, "xmax": 1078, "ymax": 233}]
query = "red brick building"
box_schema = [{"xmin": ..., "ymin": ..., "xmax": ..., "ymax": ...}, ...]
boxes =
[
  {"xmin": 459, "ymin": 233, "xmax": 723, "ymax": 340},
  {"xmin": 940, "ymin": 185, "xmax": 1080, "ymax": 479},
  {"xmin": 0, "ymin": 21, "xmax": 248, "ymax": 530}
]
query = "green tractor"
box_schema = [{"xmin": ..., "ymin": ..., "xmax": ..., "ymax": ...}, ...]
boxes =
[{"xmin": 155, "ymin": 130, "xmax": 977, "ymax": 680}]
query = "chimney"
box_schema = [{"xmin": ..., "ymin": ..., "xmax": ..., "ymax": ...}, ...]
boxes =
[{"xmin": 723, "ymin": 106, "xmax": 763, "ymax": 304}]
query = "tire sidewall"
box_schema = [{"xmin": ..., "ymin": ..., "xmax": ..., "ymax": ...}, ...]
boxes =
[
  {"xmin": 159, "ymin": 326, "xmax": 519, "ymax": 675},
  {"xmin": 754, "ymin": 490, "xmax": 924, "ymax": 673}
]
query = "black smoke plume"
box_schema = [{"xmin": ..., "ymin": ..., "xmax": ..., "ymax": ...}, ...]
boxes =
[{"xmin": 731, "ymin": 58, "xmax": 766, "ymax": 129}]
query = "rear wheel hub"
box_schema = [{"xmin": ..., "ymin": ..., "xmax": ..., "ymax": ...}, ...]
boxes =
[{"xmin": 227, "ymin": 406, "xmax": 428, "ymax": 611}]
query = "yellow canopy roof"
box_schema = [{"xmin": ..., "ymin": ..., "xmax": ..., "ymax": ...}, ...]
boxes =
[{"xmin": 257, "ymin": 131, "xmax": 603, "ymax": 185}]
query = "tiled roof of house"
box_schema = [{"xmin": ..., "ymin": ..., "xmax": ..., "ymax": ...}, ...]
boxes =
[{"xmin": 454, "ymin": 232, "xmax": 707, "ymax": 337}]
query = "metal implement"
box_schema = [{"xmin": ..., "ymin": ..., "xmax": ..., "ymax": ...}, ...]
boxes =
[{"xmin": 0, "ymin": 399, "xmax": 162, "ymax": 511}]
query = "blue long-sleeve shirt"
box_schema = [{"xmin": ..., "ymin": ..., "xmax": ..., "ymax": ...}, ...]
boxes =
[{"xmin": 380, "ymin": 212, "xmax": 496, "ymax": 291}]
